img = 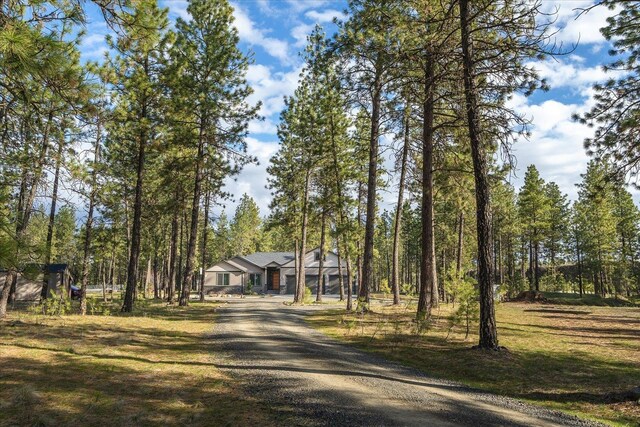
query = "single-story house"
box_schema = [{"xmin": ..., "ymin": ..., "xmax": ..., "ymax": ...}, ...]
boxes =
[
  {"xmin": 0, "ymin": 264, "xmax": 73, "ymax": 301},
  {"xmin": 204, "ymin": 249, "xmax": 350, "ymax": 295}
]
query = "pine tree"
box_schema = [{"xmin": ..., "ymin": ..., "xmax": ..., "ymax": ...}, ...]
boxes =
[
  {"xmin": 578, "ymin": 2, "xmax": 640, "ymax": 183},
  {"xmin": 230, "ymin": 194, "xmax": 262, "ymax": 256},
  {"xmin": 544, "ymin": 182, "xmax": 569, "ymax": 289},
  {"xmin": 106, "ymin": 0, "xmax": 169, "ymax": 312},
  {"xmin": 166, "ymin": 0, "xmax": 258, "ymax": 306},
  {"xmin": 518, "ymin": 165, "xmax": 549, "ymax": 291}
]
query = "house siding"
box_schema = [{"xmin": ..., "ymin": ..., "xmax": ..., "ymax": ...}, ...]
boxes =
[{"xmin": 206, "ymin": 250, "xmax": 349, "ymax": 295}]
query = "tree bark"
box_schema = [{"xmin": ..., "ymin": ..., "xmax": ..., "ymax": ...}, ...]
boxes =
[
  {"xmin": 418, "ymin": 54, "xmax": 436, "ymax": 320},
  {"xmin": 534, "ymin": 240, "xmax": 540, "ymax": 291},
  {"xmin": 316, "ymin": 209, "xmax": 327, "ymax": 302},
  {"xmin": 460, "ymin": 0, "xmax": 499, "ymax": 349},
  {"xmin": 391, "ymin": 106, "xmax": 410, "ymax": 305},
  {"xmin": 337, "ymin": 245, "xmax": 345, "ymax": 301},
  {"xmin": 343, "ymin": 236, "xmax": 354, "ymax": 311},
  {"xmin": 295, "ymin": 171, "xmax": 311, "ymax": 303},
  {"xmin": 41, "ymin": 137, "xmax": 63, "ymax": 300},
  {"xmin": 200, "ymin": 184, "xmax": 211, "ymax": 302},
  {"xmin": 80, "ymin": 125, "xmax": 100, "ymax": 315},
  {"xmin": 122, "ymin": 96, "xmax": 148, "ymax": 312},
  {"xmin": 294, "ymin": 238, "xmax": 299, "ymax": 297},
  {"xmin": 167, "ymin": 195, "xmax": 179, "ymax": 303},
  {"xmin": 456, "ymin": 211, "xmax": 464, "ymax": 275},
  {"xmin": 359, "ymin": 59, "xmax": 383, "ymax": 312},
  {"xmin": 179, "ymin": 124, "xmax": 207, "ymax": 306}
]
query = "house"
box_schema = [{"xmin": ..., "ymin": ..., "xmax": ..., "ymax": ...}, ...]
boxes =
[
  {"xmin": 0, "ymin": 264, "xmax": 73, "ymax": 301},
  {"xmin": 204, "ymin": 249, "xmax": 350, "ymax": 295}
]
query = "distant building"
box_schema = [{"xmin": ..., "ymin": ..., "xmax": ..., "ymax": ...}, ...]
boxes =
[
  {"xmin": 204, "ymin": 249, "xmax": 350, "ymax": 295},
  {"xmin": 0, "ymin": 264, "xmax": 73, "ymax": 301}
]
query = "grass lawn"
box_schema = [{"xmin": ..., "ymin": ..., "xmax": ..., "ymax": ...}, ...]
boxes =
[
  {"xmin": 543, "ymin": 292, "xmax": 640, "ymax": 307},
  {"xmin": 308, "ymin": 299, "xmax": 640, "ymax": 427},
  {"xmin": 0, "ymin": 298, "xmax": 274, "ymax": 427}
]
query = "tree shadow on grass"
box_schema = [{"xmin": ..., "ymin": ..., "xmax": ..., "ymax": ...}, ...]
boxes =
[{"xmin": 0, "ymin": 354, "xmax": 265, "ymax": 427}]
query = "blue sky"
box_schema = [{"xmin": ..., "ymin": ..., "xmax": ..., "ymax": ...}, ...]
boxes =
[{"xmin": 79, "ymin": 0, "xmax": 628, "ymax": 217}]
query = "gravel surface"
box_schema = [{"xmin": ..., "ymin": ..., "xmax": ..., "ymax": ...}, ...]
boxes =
[{"xmin": 210, "ymin": 296, "xmax": 605, "ymax": 427}]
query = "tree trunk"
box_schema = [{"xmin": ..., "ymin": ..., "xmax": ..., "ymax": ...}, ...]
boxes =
[
  {"xmin": 460, "ymin": 0, "xmax": 499, "ymax": 349},
  {"xmin": 534, "ymin": 240, "xmax": 540, "ymax": 292},
  {"xmin": 337, "ymin": 246, "xmax": 345, "ymax": 301},
  {"xmin": 528, "ymin": 239, "xmax": 534, "ymax": 290},
  {"xmin": 41, "ymin": 137, "xmax": 63, "ymax": 300},
  {"xmin": 168, "ymin": 198, "xmax": 179, "ymax": 303},
  {"xmin": 391, "ymin": 106, "xmax": 410, "ymax": 305},
  {"xmin": 153, "ymin": 249, "xmax": 159, "ymax": 299},
  {"xmin": 102, "ymin": 259, "xmax": 108, "ymax": 303},
  {"xmin": 122, "ymin": 110, "xmax": 147, "ymax": 312},
  {"xmin": 343, "ymin": 236, "xmax": 354, "ymax": 311},
  {"xmin": 295, "ymin": 171, "xmax": 311, "ymax": 303},
  {"xmin": 179, "ymin": 125, "xmax": 207, "ymax": 307},
  {"xmin": 456, "ymin": 211, "xmax": 464, "ymax": 275},
  {"xmin": 316, "ymin": 209, "xmax": 327, "ymax": 302},
  {"xmin": 359, "ymin": 59, "xmax": 383, "ymax": 311},
  {"xmin": 200, "ymin": 185, "xmax": 211, "ymax": 302},
  {"xmin": 294, "ymin": 238, "xmax": 299, "ymax": 296},
  {"xmin": 80, "ymin": 125, "xmax": 100, "ymax": 315},
  {"xmin": 418, "ymin": 55, "xmax": 436, "ymax": 320}
]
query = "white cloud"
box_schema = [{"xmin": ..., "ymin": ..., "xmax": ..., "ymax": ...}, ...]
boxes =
[
  {"xmin": 231, "ymin": 3, "xmax": 291, "ymax": 64},
  {"xmin": 82, "ymin": 33, "xmax": 105, "ymax": 47},
  {"xmin": 285, "ymin": 0, "xmax": 330, "ymax": 13},
  {"xmin": 246, "ymin": 64, "xmax": 302, "ymax": 119},
  {"xmin": 305, "ymin": 9, "xmax": 342, "ymax": 23},
  {"xmin": 510, "ymin": 93, "xmax": 594, "ymax": 201},
  {"xmin": 79, "ymin": 32, "xmax": 108, "ymax": 58},
  {"xmin": 291, "ymin": 23, "xmax": 315, "ymax": 47},
  {"xmin": 527, "ymin": 56, "xmax": 624, "ymax": 91},
  {"xmin": 540, "ymin": 1, "xmax": 619, "ymax": 46},
  {"xmin": 163, "ymin": 0, "xmax": 190, "ymax": 20},
  {"xmin": 217, "ymin": 138, "xmax": 280, "ymax": 217}
]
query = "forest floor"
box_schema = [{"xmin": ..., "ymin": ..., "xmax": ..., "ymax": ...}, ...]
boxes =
[
  {"xmin": 308, "ymin": 298, "xmax": 640, "ymax": 427},
  {"xmin": 0, "ymin": 298, "xmax": 274, "ymax": 427}
]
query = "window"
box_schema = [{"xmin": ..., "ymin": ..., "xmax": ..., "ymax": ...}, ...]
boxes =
[
  {"xmin": 249, "ymin": 273, "xmax": 261, "ymax": 288},
  {"xmin": 217, "ymin": 273, "xmax": 229, "ymax": 286},
  {"xmin": 314, "ymin": 252, "xmax": 320, "ymax": 261}
]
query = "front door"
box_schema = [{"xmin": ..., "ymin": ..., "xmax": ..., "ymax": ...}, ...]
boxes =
[{"xmin": 271, "ymin": 270, "xmax": 280, "ymax": 291}]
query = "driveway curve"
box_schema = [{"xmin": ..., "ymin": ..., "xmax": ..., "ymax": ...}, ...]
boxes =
[{"xmin": 210, "ymin": 297, "xmax": 601, "ymax": 427}]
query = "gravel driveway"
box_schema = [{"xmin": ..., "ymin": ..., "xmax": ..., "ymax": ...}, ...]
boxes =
[{"xmin": 210, "ymin": 296, "xmax": 602, "ymax": 427}]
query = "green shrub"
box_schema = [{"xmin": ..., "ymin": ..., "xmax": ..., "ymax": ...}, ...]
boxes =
[
  {"xmin": 34, "ymin": 289, "xmax": 71, "ymax": 316},
  {"xmin": 303, "ymin": 286, "xmax": 313, "ymax": 303},
  {"xmin": 449, "ymin": 279, "xmax": 479, "ymax": 340},
  {"xmin": 379, "ymin": 278, "xmax": 391, "ymax": 296},
  {"xmin": 88, "ymin": 299, "xmax": 112, "ymax": 316},
  {"xmin": 401, "ymin": 283, "xmax": 416, "ymax": 297}
]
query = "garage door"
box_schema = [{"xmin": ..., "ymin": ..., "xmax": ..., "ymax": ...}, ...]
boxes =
[
  {"xmin": 285, "ymin": 275, "xmax": 296, "ymax": 294},
  {"xmin": 327, "ymin": 275, "xmax": 347, "ymax": 294}
]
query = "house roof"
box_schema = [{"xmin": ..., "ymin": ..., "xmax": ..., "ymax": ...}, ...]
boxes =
[
  {"xmin": 206, "ymin": 259, "xmax": 247, "ymax": 273},
  {"xmin": 0, "ymin": 264, "xmax": 68, "ymax": 273},
  {"xmin": 238, "ymin": 252, "xmax": 295, "ymax": 268},
  {"xmin": 46, "ymin": 264, "xmax": 69, "ymax": 273}
]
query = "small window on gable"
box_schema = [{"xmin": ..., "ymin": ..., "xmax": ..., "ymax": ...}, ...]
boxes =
[{"xmin": 314, "ymin": 252, "xmax": 320, "ymax": 261}]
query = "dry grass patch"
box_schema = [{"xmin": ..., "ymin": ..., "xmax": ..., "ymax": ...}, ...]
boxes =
[
  {"xmin": 308, "ymin": 301, "xmax": 640, "ymax": 427},
  {"xmin": 0, "ymin": 299, "xmax": 274, "ymax": 427}
]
